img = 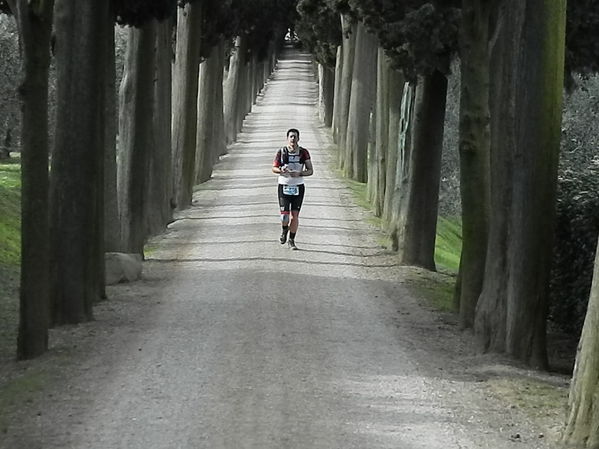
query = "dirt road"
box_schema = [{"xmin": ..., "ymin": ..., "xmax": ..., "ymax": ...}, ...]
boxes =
[{"xmin": 1, "ymin": 48, "xmax": 564, "ymax": 449}]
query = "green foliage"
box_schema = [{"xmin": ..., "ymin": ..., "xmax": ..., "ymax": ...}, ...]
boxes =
[
  {"xmin": 565, "ymin": 0, "xmax": 599, "ymax": 81},
  {"xmin": 0, "ymin": 161, "xmax": 20, "ymax": 266},
  {"xmin": 343, "ymin": 0, "xmax": 460, "ymax": 80},
  {"xmin": 229, "ymin": 0, "xmax": 298, "ymax": 61},
  {"xmin": 113, "ymin": 0, "xmax": 177, "ymax": 26},
  {"xmin": 0, "ymin": 16, "xmax": 19, "ymax": 152},
  {"xmin": 296, "ymin": 0, "xmax": 341, "ymax": 67},
  {"xmin": 0, "ymin": 1, "xmax": 11, "ymax": 15},
  {"xmin": 0, "ymin": 160, "xmax": 20, "ymax": 365},
  {"xmin": 549, "ymin": 75, "xmax": 599, "ymax": 335},
  {"xmin": 550, "ymin": 165, "xmax": 599, "ymax": 336},
  {"xmin": 199, "ymin": 0, "xmax": 235, "ymax": 59},
  {"xmin": 435, "ymin": 216, "xmax": 461, "ymax": 273}
]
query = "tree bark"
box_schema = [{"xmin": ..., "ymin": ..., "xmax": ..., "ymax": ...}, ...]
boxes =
[
  {"xmin": 196, "ymin": 43, "xmax": 221, "ymax": 184},
  {"xmin": 563, "ymin": 236, "xmax": 599, "ymax": 448},
  {"xmin": 318, "ymin": 64, "xmax": 335, "ymax": 127},
  {"xmin": 371, "ymin": 49, "xmax": 390, "ymax": 216},
  {"xmin": 331, "ymin": 45, "xmax": 342, "ymax": 135},
  {"xmin": 50, "ymin": 0, "xmax": 108, "ymax": 325},
  {"xmin": 214, "ymin": 40, "xmax": 226, "ymax": 158},
  {"xmin": 457, "ymin": 0, "xmax": 491, "ymax": 328},
  {"xmin": 475, "ymin": 0, "xmax": 565, "ymax": 368},
  {"xmin": 392, "ymin": 71, "xmax": 447, "ymax": 271},
  {"xmin": 146, "ymin": 18, "xmax": 174, "ymax": 236},
  {"xmin": 103, "ymin": 10, "xmax": 119, "ymax": 253},
  {"xmin": 344, "ymin": 22, "xmax": 377, "ymax": 182},
  {"xmin": 336, "ymin": 15, "xmax": 356, "ymax": 168},
  {"xmin": 388, "ymin": 81, "xmax": 414, "ymax": 232},
  {"xmin": 117, "ymin": 23, "xmax": 156, "ymax": 254},
  {"xmin": 381, "ymin": 73, "xmax": 405, "ymax": 225},
  {"xmin": 224, "ymin": 35, "xmax": 247, "ymax": 145},
  {"xmin": 504, "ymin": 0, "xmax": 565, "ymax": 368},
  {"xmin": 171, "ymin": 2, "xmax": 202, "ymax": 210},
  {"xmin": 15, "ymin": 0, "xmax": 54, "ymax": 359}
]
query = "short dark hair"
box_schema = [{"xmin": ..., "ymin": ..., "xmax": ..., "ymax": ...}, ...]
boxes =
[{"xmin": 287, "ymin": 128, "xmax": 300, "ymax": 138}]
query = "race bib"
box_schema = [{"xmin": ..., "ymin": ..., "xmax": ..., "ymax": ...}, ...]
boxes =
[{"xmin": 283, "ymin": 185, "xmax": 299, "ymax": 196}]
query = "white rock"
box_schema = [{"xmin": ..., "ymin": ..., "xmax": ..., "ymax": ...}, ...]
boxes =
[{"xmin": 105, "ymin": 252, "xmax": 142, "ymax": 285}]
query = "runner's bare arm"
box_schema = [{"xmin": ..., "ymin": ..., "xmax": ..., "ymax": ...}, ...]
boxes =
[{"xmin": 300, "ymin": 159, "xmax": 313, "ymax": 177}]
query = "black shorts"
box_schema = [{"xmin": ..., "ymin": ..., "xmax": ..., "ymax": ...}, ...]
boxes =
[{"xmin": 278, "ymin": 184, "xmax": 305, "ymax": 212}]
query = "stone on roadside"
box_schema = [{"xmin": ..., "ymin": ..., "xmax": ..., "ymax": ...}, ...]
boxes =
[{"xmin": 105, "ymin": 252, "xmax": 142, "ymax": 285}]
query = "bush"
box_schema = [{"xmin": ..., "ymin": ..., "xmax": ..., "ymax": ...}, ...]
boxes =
[{"xmin": 549, "ymin": 74, "xmax": 599, "ymax": 335}]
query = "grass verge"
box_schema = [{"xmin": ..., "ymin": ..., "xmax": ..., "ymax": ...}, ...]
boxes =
[{"xmin": 0, "ymin": 160, "xmax": 21, "ymax": 363}]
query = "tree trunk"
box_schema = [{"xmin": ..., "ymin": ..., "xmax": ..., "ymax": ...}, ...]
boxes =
[
  {"xmin": 392, "ymin": 71, "xmax": 447, "ymax": 270},
  {"xmin": 15, "ymin": 0, "xmax": 54, "ymax": 359},
  {"xmin": 388, "ymin": 81, "xmax": 414, "ymax": 232},
  {"xmin": 331, "ymin": 45, "xmax": 342, "ymax": 135},
  {"xmin": 50, "ymin": 0, "xmax": 108, "ymax": 325},
  {"xmin": 214, "ymin": 40, "xmax": 226, "ymax": 158},
  {"xmin": 171, "ymin": 2, "xmax": 202, "ymax": 210},
  {"xmin": 336, "ymin": 15, "xmax": 356, "ymax": 167},
  {"xmin": 344, "ymin": 22, "xmax": 377, "ymax": 182},
  {"xmin": 371, "ymin": 49, "xmax": 390, "ymax": 216},
  {"xmin": 196, "ymin": 43, "xmax": 220, "ymax": 184},
  {"xmin": 224, "ymin": 36, "xmax": 247, "ymax": 145},
  {"xmin": 381, "ymin": 73, "xmax": 405, "ymax": 225},
  {"xmin": 475, "ymin": 0, "xmax": 565, "ymax": 369},
  {"xmin": 457, "ymin": 0, "xmax": 491, "ymax": 328},
  {"xmin": 103, "ymin": 12, "xmax": 119, "ymax": 253},
  {"xmin": 117, "ymin": 23, "xmax": 156, "ymax": 255},
  {"xmin": 504, "ymin": 0, "xmax": 565, "ymax": 368},
  {"xmin": 318, "ymin": 64, "xmax": 335, "ymax": 127},
  {"xmin": 146, "ymin": 18, "xmax": 174, "ymax": 236},
  {"xmin": 563, "ymin": 236, "xmax": 599, "ymax": 448}
]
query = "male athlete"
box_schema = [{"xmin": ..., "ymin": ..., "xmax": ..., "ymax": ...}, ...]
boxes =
[{"xmin": 272, "ymin": 128, "xmax": 314, "ymax": 250}]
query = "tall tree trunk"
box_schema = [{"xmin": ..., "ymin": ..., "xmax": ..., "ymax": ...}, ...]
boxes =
[
  {"xmin": 381, "ymin": 74, "xmax": 406, "ymax": 224},
  {"xmin": 388, "ymin": 82, "xmax": 414, "ymax": 232},
  {"xmin": 171, "ymin": 2, "xmax": 202, "ymax": 210},
  {"xmin": 196, "ymin": 43, "xmax": 220, "ymax": 184},
  {"xmin": 331, "ymin": 46, "xmax": 342, "ymax": 135},
  {"xmin": 214, "ymin": 40, "xmax": 227, "ymax": 158},
  {"xmin": 563, "ymin": 236, "xmax": 599, "ymax": 448},
  {"xmin": 457, "ymin": 0, "xmax": 491, "ymax": 328},
  {"xmin": 344, "ymin": 22, "xmax": 377, "ymax": 182},
  {"xmin": 336, "ymin": 15, "xmax": 356, "ymax": 168},
  {"xmin": 475, "ymin": 0, "xmax": 565, "ymax": 369},
  {"xmin": 504, "ymin": 0, "xmax": 565, "ymax": 368},
  {"xmin": 224, "ymin": 36, "xmax": 247, "ymax": 145},
  {"xmin": 371, "ymin": 49, "xmax": 390, "ymax": 216},
  {"xmin": 103, "ymin": 11, "xmax": 119, "ymax": 253},
  {"xmin": 50, "ymin": 0, "xmax": 108, "ymax": 325},
  {"xmin": 147, "ymin": 18, "xmax": 174, "ymax": 236},
  {"xmin": 392, "ymin": 71, "xmax": 447, "ymax": 270},
  {"xmin": 117, "ymin": 24, "xmax": 156, "ymax": 254},
  {"xmin": 318, "ymin": 64, "xmax": 335, "ymax": 127},
  {"xmin": 15, "ymin": 0, "xmax": 54, "ymax": 359}
]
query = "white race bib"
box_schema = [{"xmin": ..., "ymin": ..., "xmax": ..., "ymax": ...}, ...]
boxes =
[{"xmin": 282, "ymin": 185, "xmax": 299, "ymax": 196}]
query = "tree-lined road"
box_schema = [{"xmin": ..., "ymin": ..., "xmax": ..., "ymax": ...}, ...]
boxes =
[{"xmin": 2, "ymin": 48, "xmax": 557, "ymax": 449}]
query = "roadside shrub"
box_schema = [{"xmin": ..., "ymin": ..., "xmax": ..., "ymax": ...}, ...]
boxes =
[{"xmin": 549, "ymin": 74, "xmax": 599, "ymax": 335}]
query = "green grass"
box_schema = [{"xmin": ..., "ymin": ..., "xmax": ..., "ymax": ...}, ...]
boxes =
[
  {"xmin": 0, "ymin": 160, "xmax": 21, "ymax": 364},
  {"xmin": 334, "ymin": 162, "xmax": 463, "ymax": 312},
  {"xmin": 435, "ymin": 216, "xmax": 462, "ymax": 273},
  {"xmin": 0, "ymin": 162, "xmax": 21, "ymax": 266}
]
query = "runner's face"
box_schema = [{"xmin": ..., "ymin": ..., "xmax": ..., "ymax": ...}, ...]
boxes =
[{"xmin": 287, "ymin": 132, "xmax": 299, "ymax": 148}]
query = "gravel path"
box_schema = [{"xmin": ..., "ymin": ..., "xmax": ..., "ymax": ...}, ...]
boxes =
[{"xmin": 0, "ymin": 48, "xmax": 564, "ymax": 449}]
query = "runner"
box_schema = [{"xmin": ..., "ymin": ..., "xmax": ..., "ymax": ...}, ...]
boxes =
[{"xmin": 272, "ymin": 128, "xmax": 314, "ymax": 250}]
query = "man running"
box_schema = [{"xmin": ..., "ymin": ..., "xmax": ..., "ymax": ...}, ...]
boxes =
[{"xmin": 272, "ymin": 128, "xmax": 313, "ymax": 250}]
